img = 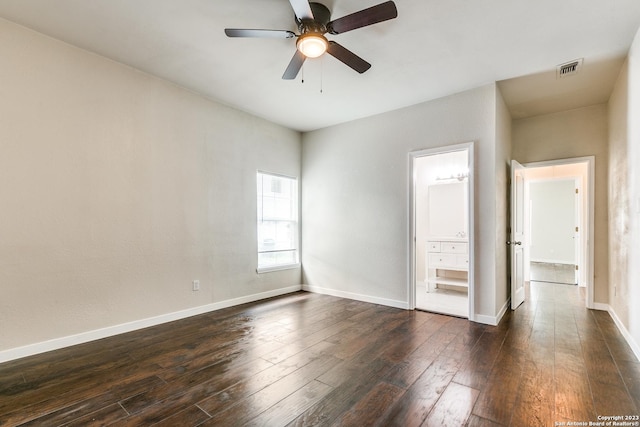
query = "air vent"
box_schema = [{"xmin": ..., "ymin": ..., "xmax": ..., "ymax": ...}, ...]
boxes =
[{"xmin": 557, "ymin": 58, "xmax": 583, "ymax": 79}]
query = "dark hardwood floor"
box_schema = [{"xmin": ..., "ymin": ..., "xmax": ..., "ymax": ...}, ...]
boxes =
[{"xmin": 1, "ymin": 282, "xmax": 639, "ymax": 426}]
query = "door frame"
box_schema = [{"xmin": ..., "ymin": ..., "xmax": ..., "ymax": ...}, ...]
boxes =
[
  {"xmin": 521, "ymin": 156, "xmax": 595, "ymax": 309},
  {"xmin": 408, "ymin": 142, "xmax": 475, "ymax": 320}
]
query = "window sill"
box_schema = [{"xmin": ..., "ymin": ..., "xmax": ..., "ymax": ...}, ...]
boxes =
[{"xmin": 256, "ymin": 263, "xmax": 300, "ymax": 274}]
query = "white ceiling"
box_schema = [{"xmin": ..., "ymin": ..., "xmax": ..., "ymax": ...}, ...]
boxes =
[{"xmin": 1, "ymin": 0, "xmax": 639, "ymax": 131}]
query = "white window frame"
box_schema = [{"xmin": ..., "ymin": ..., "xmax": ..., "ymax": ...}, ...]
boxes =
[{"xmin": 256, "ymin": 171, "xmax": 300, "ymax": 273}]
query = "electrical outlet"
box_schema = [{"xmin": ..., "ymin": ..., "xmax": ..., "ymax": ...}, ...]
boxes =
[{"xmin": 192, "ymin": 280, "xmax": 200, "ymax": 291}]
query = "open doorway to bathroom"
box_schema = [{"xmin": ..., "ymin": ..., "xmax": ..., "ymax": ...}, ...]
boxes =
[{"xmin": 409, "ymin": 143, "xmax": 474, "ymax": 318}]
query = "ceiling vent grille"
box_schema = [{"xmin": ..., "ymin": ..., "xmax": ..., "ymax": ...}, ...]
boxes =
[{"xmin": 557, "ymin": 58, "xmax": 583, "ymax": 79}]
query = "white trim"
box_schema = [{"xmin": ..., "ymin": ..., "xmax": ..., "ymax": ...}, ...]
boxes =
[
  {"xmin": 408, "ymin": 151, "xmax": 416, "ymax": 311},
  {"xmin": 407, "ymin": 142, "xmax": 475, "ymax": 321},
  {"xmin": 0, "ymin": 285, "xmax": 302, "ymax": 364},
  {"xmin": 467, "ymin": 144, "xmax": 476, "ymax": 322},
  {"xmin": 497, "ymin": 298, "xmax": 510, "ymax": 324},
  {"xmin": 256, "ymin": 263, "xmax": 301, "ymax": 274},
  {"xmin": 607, "ymin": 305, "xmax": 640, "ymax": 362},
  {"xmin": 302, "ymin": 284, "xmax": 408, "ymax": 309},
  {"xmin": 256, "ymin": 169, "xmax": 298, "ymax": 180},
  {"xmin": 474, "ymin": 315, "xmax": 498, "ymax": 326},
  {"xmin": 530, "ymin": 259, "xmax": 576, "ymax": 265},
  {"xmin": 592, "ymin": 302, "xmax": 610, "ymax": 311},
  {"xmin": 475, "ymin": 298, "xmax": 510, "ymax": 326}
]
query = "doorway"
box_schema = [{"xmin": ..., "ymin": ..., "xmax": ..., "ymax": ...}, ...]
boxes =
[
  {"xmin": 528, "ymin": 178, "xmax": 579, "ymax": 285},
  {"xmin": 510, "ymin": 157, "xmax": 594, "ymax": 309},
  {"xmin": 409, "ymin": 143, "xmax": 474, "ymax": 318}
]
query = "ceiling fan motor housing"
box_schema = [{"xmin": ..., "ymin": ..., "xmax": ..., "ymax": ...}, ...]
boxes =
[{"xmin": 297, "ymin": 2, "xmax": 331, "ymax": 34}]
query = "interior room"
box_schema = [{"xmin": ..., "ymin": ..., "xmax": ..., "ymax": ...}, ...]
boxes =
[
  {"xmin": 414, "ymin": 148, "xmax": 471, "ymax": 318},
  {"xmin": 1, "ymin": 0, "xmax": 640, "ymax": 425},
  {"xmin": 528, "ymin": 178, "xmax": 578, "ymax": 284},
  {"xmin": 522, "ymin": 161, "xmax": 591, "ymax": 289}
]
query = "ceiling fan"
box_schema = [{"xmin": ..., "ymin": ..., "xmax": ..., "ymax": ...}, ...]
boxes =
[{"xmin": 225, "ymin": 0, "xmax": 398, "ymax": 79}]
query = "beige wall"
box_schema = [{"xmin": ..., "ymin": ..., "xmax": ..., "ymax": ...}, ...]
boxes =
[
  {"xmin": 629, "ymin": 24, "xmax": 640, "ymax": 353},
  {"xmin": 512, "ymin": 105, "xmax": 609, "ymax": 304},
  {"xmin": 494, "ymin": 87, "xmax": 512, "ymax": 311},
  {"xmin": 608, "ymin": 25, "xmax": 640, "ymax": 356},
  {"xmin": 302, "ymin": 84, "xmax": 508, "ymax": 322},
  {"xmin": 0, "ymin": 19, "xmax": 302, "ymax": 353},
  {"xmin": 609, "ymin": 57, "xmax": 630, "ymax": 326}
]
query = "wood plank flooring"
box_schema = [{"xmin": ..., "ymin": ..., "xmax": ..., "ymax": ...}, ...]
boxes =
[{"xmin": 1, "ymin": 282, "xmax": 639, "ymax": 426}]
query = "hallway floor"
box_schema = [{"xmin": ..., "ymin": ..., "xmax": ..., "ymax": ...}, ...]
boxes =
[{"xmin": 530, "ymin": 261, "xmax": 576, "ymax": 285}]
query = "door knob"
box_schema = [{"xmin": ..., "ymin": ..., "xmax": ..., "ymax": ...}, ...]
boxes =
[{"xmin": 506, "ymin": 241, "xmax": 522, "ymax": 245}]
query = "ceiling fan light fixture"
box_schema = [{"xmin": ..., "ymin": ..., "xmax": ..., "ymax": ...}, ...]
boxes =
[{"xmin": 297, "ymin": 33, "xmax": 328, "ymax": 58}]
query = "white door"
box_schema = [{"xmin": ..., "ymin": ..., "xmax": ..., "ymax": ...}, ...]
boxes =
[{"xmin": 510, "ymin": 160, "xmax": 525, "ymax": 310}]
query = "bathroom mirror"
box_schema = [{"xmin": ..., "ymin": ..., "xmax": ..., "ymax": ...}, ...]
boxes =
[{"xmin": 428, "ymin": 182, "xmax": 468, "ymax": 238}]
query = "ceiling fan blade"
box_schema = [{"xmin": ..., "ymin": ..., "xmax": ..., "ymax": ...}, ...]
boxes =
[
  {"xmin": 328, "ymin": 1, "xmax": 398, "ymax": 35},
  {"xmin": 225, "ymin": 29, "xmax": 296, "ymax": 39},
  {"xmin": 289, "ymin": 0, "xmax": 314, "ymax": 21},
  {"xmin": 326, "ymin": 41, "xmax": 371, "ymax": 74},
  {"xmin": 282, "ymin": 50, "xmax": 306, "ymax": 80}
]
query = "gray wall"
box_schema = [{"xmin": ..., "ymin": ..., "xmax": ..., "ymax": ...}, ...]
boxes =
[
  {"xmin": 529, "ymin": 180, "xmax": 577, "ymax": 264},
  {"xmin": 301, "ymin": 84, "xmax": 509, "ymax": 322},
  {"xmin": 0, "ymin": 19, "xmax": 302, "ymax": 353}
]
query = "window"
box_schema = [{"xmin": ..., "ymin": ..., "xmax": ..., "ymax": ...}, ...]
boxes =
[{"xmin": 257, "ymin": 172, "xmax": 299, "ymax": 272}]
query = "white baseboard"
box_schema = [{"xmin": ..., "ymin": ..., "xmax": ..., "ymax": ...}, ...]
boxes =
[
  {"xmin": 473, "ymin": 298, "xmax": 510, "ymax": 326},
  {"xmin": 530, "ymin": 259, "xmax": 574, "ymax": 265},
  {"xmin": 592, "ymin": 302, "xmax": 609, "ymax": 311},
  {"xmin": 302, "ymin": 284, "xmax": 408, "ymax": 310},
  {"xmin": 0, "ymin": 285, "xmax": 302, "ymax": 364},
  {"xmin": 606, "ymin": 305, "xmax": 640, "ymax": 362},
  {"xmin": 496, "ymin": 298, "xmax": 510, "ymax": 324},
  {"xmin": 589, "ymin": 302, "xmax": 640, "ymax": 362}
]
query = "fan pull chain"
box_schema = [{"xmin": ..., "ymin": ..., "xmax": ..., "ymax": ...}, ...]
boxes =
[
  {"xmin": 301, "ymin": 63, "xmax": 304, "ymax": 84},
  {"xmin": 320, "ymin": 57, "xmax": 323, "ymax": 94}
]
